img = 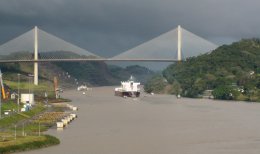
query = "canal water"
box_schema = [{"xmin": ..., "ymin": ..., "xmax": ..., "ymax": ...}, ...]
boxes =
[{"xmin": 21, "ymin": 87, "xmax": 260, "ymax": 154}]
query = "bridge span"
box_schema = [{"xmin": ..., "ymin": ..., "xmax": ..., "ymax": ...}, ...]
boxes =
[
  {"xmin": 0, "ymin": 58, "xmax": 178, "ymax": 63},
  {"xmin": 0, "ymin": 25, "xmax": 218, "ymax": 85}
]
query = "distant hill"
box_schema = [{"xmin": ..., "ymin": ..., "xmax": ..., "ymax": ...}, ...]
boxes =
[
  {"xmin": 145, "ymin": 39, "xmax": 260, "ymax": 102},
  {"xmin": 108, "ymin": 65, "xmax": 154, "ymax": 84},
  {"xmin": 0, "ymin": 51, "xmax": 154, "ymax": 88}
]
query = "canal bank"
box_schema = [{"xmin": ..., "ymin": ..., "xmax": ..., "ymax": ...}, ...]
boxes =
[
  {"xmin": 0, "ymin": 97, "xmax": 78, "ymax": 153},
  {"xmin": 22, "ymin": 86, "xmax": 260, "ymax": 154}
]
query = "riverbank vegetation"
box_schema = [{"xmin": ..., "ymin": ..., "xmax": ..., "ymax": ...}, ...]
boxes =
[
  {"xmin": 0, "ymin": 134, "xmax": 59, "ymax": 154},
  {"xmin": 145, "ymin": 39, "xmax": 260, "ymax": 102}
]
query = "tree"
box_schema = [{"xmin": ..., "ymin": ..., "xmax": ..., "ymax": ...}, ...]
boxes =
[
  {"xmin": 212, "ymin": 86, "xmax": 233, "ymax": 100},
  {"xmin": 144, "ymin": 75, "xmax": 167, "ymax": 93}
]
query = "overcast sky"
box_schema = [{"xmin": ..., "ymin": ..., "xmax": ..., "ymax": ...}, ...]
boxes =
[{"xmin": 0, "ymin": 0, "xmax": 260, "ymax": 57}]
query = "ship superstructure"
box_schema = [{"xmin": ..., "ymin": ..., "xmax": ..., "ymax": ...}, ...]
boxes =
[{"xmin": 115, "ymin": 76, "xmax": 140, "ymax": 97}]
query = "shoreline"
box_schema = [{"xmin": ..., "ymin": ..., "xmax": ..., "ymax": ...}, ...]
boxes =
[
  {"xmin": 10, "ymin": 86, "xmax": 260, "ymax": 154},
  {"xmin": 0, "ymin": 135, "xmax": 60, "ymax": 154},
  {"xmin": 0, "ymin": 98, "xmax": 78, "ymax": 154}
]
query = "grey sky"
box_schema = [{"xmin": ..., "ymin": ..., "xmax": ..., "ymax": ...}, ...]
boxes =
[{"xmin": 0, "ymin": 0, "xmax": 260, "ymax": 57}]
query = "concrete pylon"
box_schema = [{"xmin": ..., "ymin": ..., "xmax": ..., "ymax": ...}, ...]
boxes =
[
  {"xmin": 34, "ymin": 26, "xmax": 38, "ymax": 85},
  {"xmin": 177, "ymin": 25, "xmax": 182, "ymax": 61}
]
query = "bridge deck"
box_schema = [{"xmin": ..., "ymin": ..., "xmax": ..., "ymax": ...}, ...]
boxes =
[{"xmin": 0, "ymin": 59, "xmax": 179, "ymax": 63}]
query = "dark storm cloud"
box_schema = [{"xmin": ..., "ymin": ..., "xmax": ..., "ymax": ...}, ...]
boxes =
[{"xmin": 1, "ymin": 0, "xmax": 260, "ymax": 57}]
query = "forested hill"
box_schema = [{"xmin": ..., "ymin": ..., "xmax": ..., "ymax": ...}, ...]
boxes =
[
  {"xmin": 145, "ymin": 39, "xmax": 260, "ymax": 101},
  {"xmin": 55, "ymin": 62, "xmax": 154, "ymax": 85},
  {"xmin": 0, "ymin": 51, "xmax": 154, "ymax": 88}
]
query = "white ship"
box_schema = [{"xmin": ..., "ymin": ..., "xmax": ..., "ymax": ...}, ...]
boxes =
[{"xmin": 115, "ymin": 76, "xmax": 141, "ymax": 97}]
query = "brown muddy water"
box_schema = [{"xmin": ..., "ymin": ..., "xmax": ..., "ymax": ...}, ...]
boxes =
[{"xmin": 21, "ymin": 87, "xmax": 260, "ymax": 154}]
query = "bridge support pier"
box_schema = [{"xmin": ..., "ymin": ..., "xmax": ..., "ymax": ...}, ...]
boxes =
[
  {"xmin": 177, "ymin": 25, "xmax": 182, "ymax": 61},
  {"xmin": 34, "ymin": 26, "xmax": 38, "ymax": 85}
]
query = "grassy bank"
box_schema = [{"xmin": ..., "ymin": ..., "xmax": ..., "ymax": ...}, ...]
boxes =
[
  {"xmin": 0, "ymin": 67, "xmax": 76, "ymax": 153},
  {"xmin": 0, "ymin": 134, "xmax": 60, "ymax": 154},
  {"xmin": 0, "ymin": 105, "xmax": 45, "ymax": 129},
  {"xmin": 5, "ymin": 80, "xmax": 52, "ymax": 91},
  {"xmin": 0, "ymin": 103, "xmax": 60, "ymax": 153},
  {"xmin": 0, "ymin": 79, "xmax": 70, "ymax": 153},
  {"xmin": 4, "ymin": 80, "xmax": 56, "ymax": 98}
]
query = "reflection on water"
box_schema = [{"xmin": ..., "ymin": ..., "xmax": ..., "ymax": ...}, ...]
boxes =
[{"xmin": 56, "ymin": 128, "xmax": 64, "ymax": 131}]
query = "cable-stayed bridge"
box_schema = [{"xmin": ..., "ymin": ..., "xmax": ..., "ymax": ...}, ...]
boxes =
[
  {"xmin": 111, "ymin": 26, "xmax": 217, "ymax": 61},
  {"xmin": 0, "ymin": 26, "xmax": 218, "ymax": 85}
]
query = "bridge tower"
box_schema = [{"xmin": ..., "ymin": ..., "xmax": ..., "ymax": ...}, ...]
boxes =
[
  {"xmin": 34, "ymin": 26, "xmax": 38, "ymax": 85},
  {"xmin": 177, "ymin": 25, "xmax": 182, "ymax": 61}
]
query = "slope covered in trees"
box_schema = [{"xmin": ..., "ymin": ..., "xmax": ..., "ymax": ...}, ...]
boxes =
[
  {"xmin": 0, "ymin": 51, "xmax": 154, "ymax": 88},
  {"xmin": 145, "ymin": 39, "xmax": 260, "ymax": 101}
]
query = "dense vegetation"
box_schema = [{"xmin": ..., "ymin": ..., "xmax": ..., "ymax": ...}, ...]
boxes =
[
  {"xmin": 54, "ymin": 61, "xmax": 117, "ymax": 85},
  {"xmin": 144, "ymin": 74, "xmax": 168, "ymax": 94},
  {"xmin": 145, "ymin": 39, "xmax": 260, "ymax": 102}
]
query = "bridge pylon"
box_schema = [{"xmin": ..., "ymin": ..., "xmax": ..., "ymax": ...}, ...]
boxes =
[
  {"xmin": 34, "ymin": 26, "xmax": 38, "ymax": 85},
  {"xmin": 177, "ymin": 25, "xmax": 182, "ymax": 61}
]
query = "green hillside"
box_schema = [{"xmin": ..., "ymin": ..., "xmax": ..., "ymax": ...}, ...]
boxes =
[
  {"xmin": 54, "ymin": 63, "xmax": 155, "ymax": 86},
  {"xmin": 108, "ymin": 65, "xmax": 154, "ymax": 83},
  {"xmin": 54, "ymin": 61, "xmax": 118, "ymax": 86},
  {"xmin": 0, "ymin": 51, "xmax": 154, "ymax": 94},
  {"xmin": 145, "ymin": 39, "xmax": 260, "ymax": 102}
]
